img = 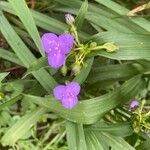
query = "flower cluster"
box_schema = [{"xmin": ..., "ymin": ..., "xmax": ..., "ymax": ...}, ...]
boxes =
[
  {"xmin": 41, "ymin": 14, "xmax": 118, "ymax": 109},
  {"xmin": 41, "ymin": 33, "xmax": 74, "ymax": 68},
  {"xmin": 128, "ymin": 100, "xmax": 150, "ymax": 133},
  {"xmin": 53, "ymin": 82, "xmax": 80, "ymax": 109}
]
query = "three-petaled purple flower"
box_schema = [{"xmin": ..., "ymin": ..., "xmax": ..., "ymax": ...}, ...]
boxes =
[
  {"xmin": 53, "ymin": 82, "xmax": 80, "ymax": 109},
  {"xmin": 128, "ymin": 100, "xmax": 139, "ymax": 111},
  {"xmin": 41, "ymin": 33, "xmax": 74, "ymax": 68}
]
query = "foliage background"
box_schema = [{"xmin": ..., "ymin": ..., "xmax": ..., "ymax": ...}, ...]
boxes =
[{"xmin": 0, "ymin": 0, "xmax": 150, "ymax": 149}]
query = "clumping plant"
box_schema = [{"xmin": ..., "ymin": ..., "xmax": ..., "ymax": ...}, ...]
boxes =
[
  {"xmin": 0, "ymin": 0, "xmax": 150, "ymax": 150},
  {"xmin": 41, "ymin": 14, "xmax": 118, "ymax": 109}
]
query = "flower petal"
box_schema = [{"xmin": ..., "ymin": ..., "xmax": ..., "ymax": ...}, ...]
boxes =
[
  {"xmin": 53, "ymin": 85, "xmax": 66, "ymax": 100},
  {"xmin": 66, "ymin": 82, "xmax": 80, "ymax": 96},
  {"xmin": 48, "ymin": 52, "xmax": 65, "ymax": 69},
  {"xmin": 61, "ymin": 96, "xmax": 78, "ymax": 109},
  {"xmin": 59, "ymin": 33, "xmax": 74, "ymax": 54},
  {"xmin": 41, "ymin": 33, "xmax": 58, "ymax": 53}
]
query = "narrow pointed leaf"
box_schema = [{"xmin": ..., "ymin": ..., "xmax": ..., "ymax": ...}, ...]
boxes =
[{"xmin": 8, "ymin": 0, "xmax": 44, "ymax": 56}]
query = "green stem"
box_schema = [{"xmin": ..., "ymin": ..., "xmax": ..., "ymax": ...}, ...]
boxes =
[
  {"xmin": 142, "ymin": 124, "xmax": 150, "ymax": 130},
  {"xmin": 74, "ymin": 47, "xmax": 83, "ymax": 51},
  {"xmin": 89, "ymin": 45, "xmax": 105, "ymax": 51},
  {"xmin": 71, "ymin": 25, "xmax": 81, "ymax": 46},
  {"xmin": 144, "ymin": 111, "xmax": 150, "ymax": 117},
  {"xmin": 79, "ymin": 52, "xmax": 86, "ymax": 65}
]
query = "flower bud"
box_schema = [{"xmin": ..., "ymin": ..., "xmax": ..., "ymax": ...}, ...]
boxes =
[
  {"xmin": 90, "ymin": 42, "xmax": 97, "ymax": 48},
  {"xmin": 0, "ymin": 92, "xmax": 5, "ymax": 100},
  {"xmin": 103, "ymin": 42, "xmax": 119, "ymax": 52},
  {"xmin": 128, "ymin": 100, "xmax": 139, "ymax": 111},
  {"xmin": 65, "ymin": 14, "xmax": 75, "ymax": 25},
  {"xmin": 61, "ymin": 65, "xmax": 67, "ymax": 76},
  {"xmin": 72, "ymin": 63, "xmax": 81, "ymax": 75}
]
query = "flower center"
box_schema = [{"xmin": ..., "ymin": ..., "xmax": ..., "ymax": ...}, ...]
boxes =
[{"xmin": 62, "ymin": 92, "xmax": 74, "ymax": 99}]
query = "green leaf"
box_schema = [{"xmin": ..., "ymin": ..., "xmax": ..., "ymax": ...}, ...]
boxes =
[
  {"xmin": 86, "ymin": 122, "xmax": 133, "ymax": 137},
  {"xmin": 32, "ymin": 9, "xmax": 89, "ymax": 40},
  {"xmin": 94, "ymin": 0, "xmax": 150, "ymax": 32},
  {"xmin": 25, "ymin": 56, "xmax": 56, "ymax": 74},
  {"xmin": 100, "ymin": 132, "xmax": 135, "ymax": 150},
  {"xmin": 77, "ymin": 124, "xmax": 87, "ymax": 150},
  {"xmin": 24, "ymin": 57, "xmax": 57, "ymax": 78},
  {"xmin": 1, "ymin": 107, "xmax": 47, "ymax": 145},
  {"xmin": 136, "ymin": 138, "xmax": 150, "ymax": 150},
  {"xmin": 56, "ymin": 7, "xmax": 134, "ymax": 33},
  {"xmin": 0, "ymin": 1, "xmax": 66, "ymax": 33},
  {"xmin": 27, "ymin": 57, "xmax": 48, "ymax": 72},
  {"xmin": 90, "ymin": 32, "xmax": 150, "ymax": 60},
  {"xmin": 55, "ymin": 0, "xmax": 147, "ymax": 34},
  {"xmin": 32, "ymin": 9, "xmax": 67, "ymax": 34},
  {"xmin": 0, "ymin": 72, "xmax": 9, "ymax": 83},
  {"xmin": 0, "ymin": 94, "xmax": 23, "ymax": 110},
  {"xmin": 66, "ymin": 121, "xmax": 87, "ymax": 150},
  {"xmin": 87, "ymin": 62, "xmax": 148, "ymax": 83},
  {"xmin": 73, "ymin": 57, "xmax": 94, "ymax": 84},
  {"xmin": 85, "ymin": 130, "xmax": 105, "ymax": 150},
  {"xmin": 66, "ymin": 121, "xmax": 78, "ymax": 150},
  {"xmin": 26, "ymin": 75, "xmax": 145, "ymax": 124},
  {"xmin": 0, "ymin": 48, "xmax": 24, "ymax": 66},
  {"xmin": 0, "ymin": 1, "xmax": 88, "ymax": 40},
  {"xmin": 8, "ymin": 0, "xmax": 44, "ymax": 56},
  {"xmin": 75, "ymin": 0, "xmax": 88, "ymax": 30},
  {"xmin": 0, "ymin": 11, "xmax": 35, "ymax": 67},
  {"xmin": 0, "ymin": 11, "xmax": 57, "ymax": 91}
]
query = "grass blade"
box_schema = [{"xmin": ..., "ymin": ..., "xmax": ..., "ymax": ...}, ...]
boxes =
[
  {"xmin": 66, "ymin": 121, "xmax": 87, "ymax": 150},
  {"xmin": 1, "ymin": 107, "xmax": 47, "ymax": 145},
  {"xmin": 0, "ymin": 11, "xmax": 57, "ymax": 91},
  {"xmin": 94, "ymin": 0, "xmax": 150, "ymax": 32},
  {"xmin": 77, "ymin": 124, "xmax": 87, "ymax": 150},
  {"xmin": 9, "ymin": 0, "xmax": 44, "ymax": 56},
  {"xmin": 100, "ymin": 132, "xmax": 135, "ymax": 150},
  {"xmin": 85, "ymin": 130, "xmax": 105, "ymax": 150},
  {"xmin": 0, "ymin": 94, "xmax": 22, "ymax": 110},
  {"xmin": 87, "ymin": 62, "xmax": 149, "ymax": 83},
  {"xmin": 66, "ymin": 121, "xmax": 78, "ymax": 150},
  {"xmin": 75, "ymin": 0, "xmax": 88, "ymax": 30},
  {"xmin": 73, "ymin": 57, "xmax": 94, "ymax": 84},
  {"xmin": 0, "ymin": 72, "xmax": 9, "ymax": 82},
  {"xmin": 0, "ymin": 48, "xmax": 24, "ymax": 66}
]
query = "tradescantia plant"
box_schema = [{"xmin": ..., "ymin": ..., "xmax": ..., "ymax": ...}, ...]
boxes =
[{"xmin": 0, "ymin": 0, "xmax": 150, "ymax": 149}]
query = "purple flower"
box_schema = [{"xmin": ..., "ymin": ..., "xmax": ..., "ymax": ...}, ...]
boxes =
[
  {"xmin": 53, "ymin": 82, "xmax": 80, "ymax": 109},
  {"xmin": 128, "ymin": 100, "xmax": 139, "ymax": 111},
  {"xmin": 41, "ymin": 33, "xmax": 74, "ymax": 68}
]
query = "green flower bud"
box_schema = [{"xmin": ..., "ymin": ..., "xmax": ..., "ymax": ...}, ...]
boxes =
[
  {"xmin": 90, "ymin": 42, "xmax": 97, "ymax": 48},
  {"xmin": 103, "ymin": 42, "xmax": 119, "ymax": 52},
  {"xmin": 72, "ymin": 63, "xmax": 81, "ymax": 75},
  {"xmin": 61, "ymin": 65, "xmax": 67, "ymax": 76},
  {"xmin": 0, "ymin": 92, "xmax": 5, "ymax": 100}
]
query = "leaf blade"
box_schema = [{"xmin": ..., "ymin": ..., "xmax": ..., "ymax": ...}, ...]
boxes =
[
  {"xmin": 75, "ymin": 0, "xmax": 88, "ymax": 30},
  {"xmin": 1, "ymin": 107, "xmax": 47, "ymax": 145},
  {"xmin": 9, "ymin": 0, "xmax": 44, "ymax": 56}
]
